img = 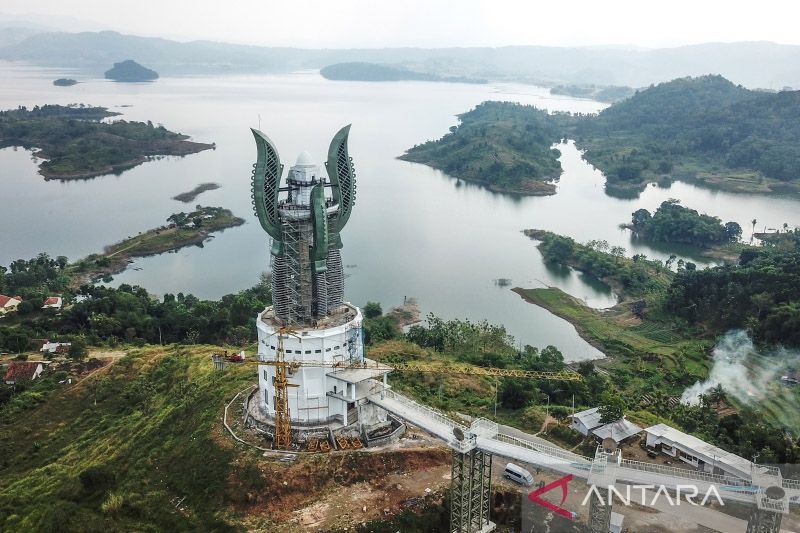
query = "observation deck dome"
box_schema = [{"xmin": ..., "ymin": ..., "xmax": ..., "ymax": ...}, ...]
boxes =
[{"xmin": 295, "ymin": 150, "xmax": 315, "ymax": 167}]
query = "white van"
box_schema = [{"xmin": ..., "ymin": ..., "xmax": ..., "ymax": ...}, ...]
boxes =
[{"xmin": 503, "ymin": 463, "xmax": 534, "ymax": 486}]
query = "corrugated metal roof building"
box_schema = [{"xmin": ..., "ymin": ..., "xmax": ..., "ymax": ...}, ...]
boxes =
[{"xmin": 645, "ymin": 423, "xmax": 752, "ymax": 479}]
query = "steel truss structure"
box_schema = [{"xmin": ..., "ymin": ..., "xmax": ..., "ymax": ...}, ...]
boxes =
[
  {"xmin": 450, "ymin": 448, "xmax": 494, "ymax": 533},
  {"xmin": 746, "ymin": 508, "xmax": 783, "ymax": 533}
]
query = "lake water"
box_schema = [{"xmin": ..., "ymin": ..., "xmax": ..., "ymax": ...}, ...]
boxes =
[{"xmin": 2, "ymin": 62, "xmax": 800, "ymax": 360}]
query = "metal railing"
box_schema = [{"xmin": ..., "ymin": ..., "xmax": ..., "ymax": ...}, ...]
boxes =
[
  {"xmin": 756, "ymin": 494, "xmax": 788, "ymax": 513},
  {"xmin": 783, "ymin": 478, "xmax": 800, "ymax": 491},
  {"xmin": 619, "ymin": 458, "xmax": 751, "ymax": 487},
  {"xmin": 492, "ymin": 433, "xmax": 592, "ymax": 465},
  {"xmin": 373, "ymin": 389, "xmax": 467, "ymax": 433},
  {"xmin": 470, "ymin": 418, "xmax": 498, "ymax": 439}
]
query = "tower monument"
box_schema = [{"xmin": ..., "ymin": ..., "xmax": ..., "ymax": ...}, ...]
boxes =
[{"xmin": 251, "ymin": 126, "xmax": 389, "ymax": 429}]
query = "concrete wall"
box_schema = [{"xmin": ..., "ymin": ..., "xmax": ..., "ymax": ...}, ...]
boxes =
[{"xmin": 256, "ymin": 304, "xmax": 364, "ymax": 423}]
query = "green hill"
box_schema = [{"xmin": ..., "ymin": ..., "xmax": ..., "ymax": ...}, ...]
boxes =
[
  {"xmin": 0, "ymin": 346, "xmax": 255, "ymax": 531},
  {"xmin": 400, "ymin": 102, "xmax": 565, "ymax": 195},
  {"xmin": 104, "ymin": 59, "xmax": 158, "ymax": 82},
  {"xmin": 405, "ymin": 76, "xmax": 800, "ymax": 196},
  {"xmin": 575, "ymin": 75, "xmax": 800, "ymax": 194}
]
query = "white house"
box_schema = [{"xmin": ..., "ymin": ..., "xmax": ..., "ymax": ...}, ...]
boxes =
[
  {"xmin": 570, "ymin": 407, "xmax": 604, "ymax": 436},
  {"xmin": 645, "ymin": 423, "xmax": 752, "ymax": 479},
  {"xmin": 41, "ymin": 342, "xmax": 71, "ymax": 354}
]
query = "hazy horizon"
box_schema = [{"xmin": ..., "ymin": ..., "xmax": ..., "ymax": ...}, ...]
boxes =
[{"xmin": 3, "ymin": 0, "xmax": 800, "ymax": 49}]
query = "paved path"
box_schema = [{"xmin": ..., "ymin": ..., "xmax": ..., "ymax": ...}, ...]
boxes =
[{"xmin": 368, "ymin": 388, "xmax": 800, "ymax": 510}]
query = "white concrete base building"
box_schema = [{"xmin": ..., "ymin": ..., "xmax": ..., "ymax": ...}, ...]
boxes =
[{"xmin": 256, "ymin": 303, "xmax": 391, "ymax": 428}]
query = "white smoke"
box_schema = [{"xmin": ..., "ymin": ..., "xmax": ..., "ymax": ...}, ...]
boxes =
[{"xmin": 681, "ymin": 331, "xmax": 800, "ymax": 426}]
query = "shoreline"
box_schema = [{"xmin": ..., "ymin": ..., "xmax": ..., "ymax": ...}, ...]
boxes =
[
  {"xmin": 511, "ymin": 287, "xmax": 610, "ymax": 361},
  {"xmin": 398, "ymin": 155, "xmax": 558, "ymax": 196},
  {"xmin": 618, "ymin": 224, "xmax": 749, "ymax": 263},
  {"xmin": 38, "ymin": 140, "xmax": 214, "ymax": 180},
  {"xmin": 68, "ymin": 207, "xmax": 245, "ymax": 287}
]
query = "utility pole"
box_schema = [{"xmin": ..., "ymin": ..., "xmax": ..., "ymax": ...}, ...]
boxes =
[
  {"xmin": 494, "ymin": 378, "xmax": 498, "ymax": 418},
  {"xmin": 544, "ymin": 394, "xmax": 550, "ymax": 434}
]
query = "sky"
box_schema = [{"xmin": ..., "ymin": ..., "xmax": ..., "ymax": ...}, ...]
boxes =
[{"xmin": 2, "ymin": 0, "xmax": 800, "ymax": 49}]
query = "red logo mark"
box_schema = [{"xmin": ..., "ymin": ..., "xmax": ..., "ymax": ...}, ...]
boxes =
[{"xmin": 527, "ymin": 474, "xmax": 574, "ymax": 520}]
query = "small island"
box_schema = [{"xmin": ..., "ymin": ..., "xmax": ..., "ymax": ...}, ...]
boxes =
[
  {"xmin": 320, "ymin": 62, "xmax": 487, "ymax": 84},
  {"xmin": 0, "ymin": 104, "xmax": 213, "ymax": 179},
  {"xmin": 400, "ymin": 102, "xmax": 563, "ymax": 195},
  {"xmin": 69, "ymin": 206, "xmax": 245, "ymax": 286},
  {"xmin": 172, "ymin": 182, "xmax": 221, "ymax": 203},
  {"xmin": 53, "ymin": 78, "xmax": 78, "ymax": 87},
  {"xmin": 626, "ymin": 200, "xmax": 742, "ymax": 247},
  {"xmin": 104, "ymin": 59, "xmax": 159, "ymax": 82}
]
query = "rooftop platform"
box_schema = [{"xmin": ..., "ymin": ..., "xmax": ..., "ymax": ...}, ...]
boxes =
[
  {"xmin": 327, "ymin": 361, "xmax": 393, "ymax": 384},
  {"xmin": 260, "ymin": 303, "xmax": 359, "ymax": 331}
]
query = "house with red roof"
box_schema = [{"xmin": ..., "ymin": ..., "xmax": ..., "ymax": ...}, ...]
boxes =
[
  {"xmin": 42, "ymin": 296, "xmax": 63, "ymax": 310},
  {"xmin": 3, "ymin": 361, "xmax": 44, "ymax": 384},
  {"xmin": 0, "ymin": 295, "xmax": 22, "ymax": 315}
]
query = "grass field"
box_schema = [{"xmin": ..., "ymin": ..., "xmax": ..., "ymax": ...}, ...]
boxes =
[
  {"xmin": 0, "ymin": 345, "xmax": 258, "ymax": 532},
  {"xmin": 514, "ymin": 287, "xmax": 713, "ymax": 393}
]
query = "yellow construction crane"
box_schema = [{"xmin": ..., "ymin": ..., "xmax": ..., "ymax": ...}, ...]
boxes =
[
  {"xmin": 214, "ymin": 332, "xmax": 582, "ymax": 450},
  {"xmin": 272, "ymin": 327, "xmax": 300, "ymax": 449}
]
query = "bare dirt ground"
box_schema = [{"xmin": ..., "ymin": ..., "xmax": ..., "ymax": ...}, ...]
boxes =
[
  {"xmin": 290, "ymin": 455, "xmax": 450, "ymax": 531},
  {"xmin": 227, "ymin": 425, "xmax": 451, "ymax": 532}
]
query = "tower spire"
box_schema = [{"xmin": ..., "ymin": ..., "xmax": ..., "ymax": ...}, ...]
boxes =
[{"xmin": 251, "ymin": 126, "xmax": 357, "ymax": 326}]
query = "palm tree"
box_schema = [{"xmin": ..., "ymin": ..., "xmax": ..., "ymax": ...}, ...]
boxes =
[
  {"xmin": 784, "ymin": 222, "xmax": 789, "ymax": 233},
  {"xmin": 751, "ymin": 218, "xmax": 758, "ymax": 243},
  {"xmin": 708, "ymin": 384, "xmax": 726, "ymax": 407}
]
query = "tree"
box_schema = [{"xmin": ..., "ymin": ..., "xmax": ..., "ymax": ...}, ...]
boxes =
[
  {"xmin": 598, "ymin": 393, "xmax": 625, "ymax": 423},
  {"xmin": 68, "ymin": 337, "xmax": 89, "ymax": 361},
  {"xmin": 724, "ymin": 221, "xmax": 742, "ymax": 242},
  {"xmin": 631, "ymin": 208, "xmax": 652, "ymax": 227},
  {"xmin": 56, "ymin": 256, "xmax": 69, "ymax": 270},
  {"xmin": 542, "ymin": 235, "xmax": 575, "ymax": 264},
  {"xmin": 4, "ymin": 330, "xmax": 29, "ymax": 354},
  {"xmin": 500, "ymin": 378, "xmax": 535, "ymax": 409},
  {"xmin": 537, "ymin": 345, "xmax": 565, "ymax": 372},
  {"xmin": 707, "ymin": 384, "xmax": 726, "ymax": 407},
  {"xmin": 363, "ymin": 301, "xmax": 382, "ymax": 319},
  {"xmin": 363, "ymin": 316, "xmax": 398, "ymax": 343},
  {"xmin": 16, "ymin": 300, "xmax": 35, "ymax": 315}
]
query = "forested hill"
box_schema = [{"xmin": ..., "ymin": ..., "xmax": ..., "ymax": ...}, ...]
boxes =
[
  {"xmin": 399, "ymin": 102, "xmax": 565, "ymax": 195},
  {"xmin": 575, "ymin": 76, "xmax": 800, "ymax": 194},
  {"xmin": 584, "ymin": 75, "xmax": 752, "ymax": 132},
  {"xmin": 320, "ymin": 62, "xmax": 486, "ymax": 84},
  {"xmin": 405, "ymin": 76, "xmax": 800, "ymax": 197}
]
